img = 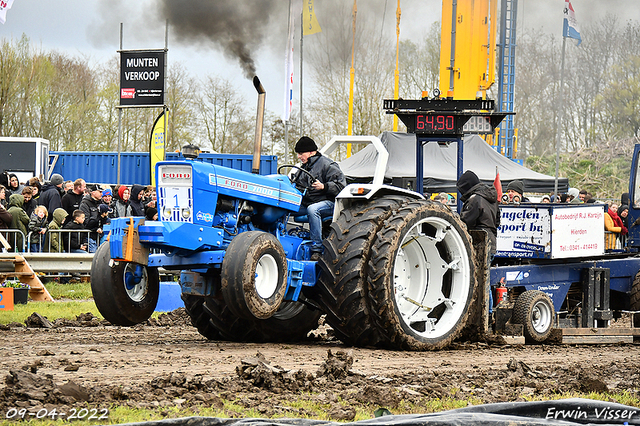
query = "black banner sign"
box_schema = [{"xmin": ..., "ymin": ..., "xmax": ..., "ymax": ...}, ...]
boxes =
[{"xmin": 120, "ymin": 50, "xmax": 165, "ymax": 106}]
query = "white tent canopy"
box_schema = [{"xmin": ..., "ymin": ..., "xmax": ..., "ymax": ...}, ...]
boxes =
[{"xmin": 339, "ymin": 132, "xmax": 569, "ymax": 194}]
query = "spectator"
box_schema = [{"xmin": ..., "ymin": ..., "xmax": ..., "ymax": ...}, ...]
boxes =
[
  {"xmin": 145, "ymin": 207, "xmax": 158, "ymax": 221},
  {"xmin": 63, "ymin": 180, "xmax": 74, "ymax": 192},
  {"xmin": 0, "ymin": 199, "xmax": 12, "ymax": 247},
  {"xmin": 28, "ymin": 205, "xmax": 48, "ymax": 253},
  {"xmin": 604, "ymin": 202, "xmax": 624, "ymax": 250},
  {"xmin": 0, "ymin": 185, "xmax": 7, "ymax": 208},
  {"xmin": 504, "ymin": 180, "xmax": 529, "ymax": 203},
  {"xmin": 80, "ymin": 184, "xmax": 103, "ymax": 253},
  {"xmin": 619, "ymin": 205, "xmax": 629, "ymax": 230},
  {"xmin": 45, "ymin": 208, "xmax": 68, "ymax": 253},
  {"xmin": 585, "ymin": 192, "xmax": 596, "ymax": 203},
  {"xmin": 128, "ymin": 184, "xmax": 147, "ymax": 217},
  {"xmin": 567, "ymin": 188, "xmax": 581, "ymax": 204},
  {"xmin": 62, "ymin": 209, "xmax": 88, "ymax": 253},
  {"xmin": 541, "ymin": 194, "xmax": 551, "ymax": 203},
  {"xmin": 28, "ymin": 177, "xmax": 41, "ymax": 202},
  {"xmin": 7, "ymin": 173, "xmax": 24, "ymax": 196},
  {"xmin": 101, "ymin": 187, "xmax": 113, "ymax": 208},
  {"xmin": 22, "ymin": 187, "xmax": 37, "ymax": 217},
  {"xmin": 292, "ymin": 136, "xmax": 346, "ymax": 256},
  {"xmin": 7, "ymin": 194, "xmax": 30, "ymax": 251},
  {"xmin": 39, "ymin": 173, "xmax": 64, "ymax": 222},
  {"xmin": 456, "ymin": 170, "xmax": 500, "ymax": 257},
  {"xmin": 112, "ymin": 185, "xmax": 130, "ymax": 218},
  {"xmin": 97, "ymin": 204, "xmax": 112, "ymax": 245},
  {"xmin": 61, "ymin": 178, "xmax": 86, "ymax": 225},
  {"xmin": 621, "ymin": 192, "xmax": 630, "ymax": 208},
  {"xmin": 579, "ymin": 189, "xmax": 588, "ymax": 203}
]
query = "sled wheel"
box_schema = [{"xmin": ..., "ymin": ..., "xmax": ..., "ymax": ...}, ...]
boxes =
[
  {"xmin": 512, "ymin": 290, "xmax": 555, "ymax": 343},
  {"xmin": 314, "ymin": 196, "xmax": 412, "ymax": 346},
  {"xmin": 221, "ymin": 231, "xmax": 287, "ymax": 320},
  {"xmin": 90, "ymin": 241, "xmax": 159, "ymax": 326},
  {"xmin": 631, "ymin": 271, "xmax": 640, "ymax": 311},
  {"xmin": 368, "ymin": 200, "xmax": 476, "ymax": 350}
]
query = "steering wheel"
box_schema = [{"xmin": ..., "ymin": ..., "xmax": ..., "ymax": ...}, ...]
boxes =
[{"xmin": 277, "ymin": 164, "xmax": 315, "ymax": 190}]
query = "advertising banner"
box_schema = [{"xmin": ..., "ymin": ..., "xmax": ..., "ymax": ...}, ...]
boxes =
[
  {"xmin": 120, "ymin": 50, "xmax": 165, "ymax": 107},
  {"xmin": 495, "ymin": 204, "xmax": 605, "ymax": 259}
]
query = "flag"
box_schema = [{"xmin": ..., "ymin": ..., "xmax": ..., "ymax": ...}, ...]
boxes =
[
  {"xmin": 283, "ymin": 1, "xmax": 297, "ymax": 122},
  {"xmin": 494, "ymin": 166, "xmax": 503, "ymax": 200},
  {"xmin": 302, "ymin": 0, "xmax": 322, "ymax": 36},
  {"xmin": 563, "ymin": 0, "xmax": 581, "ymax": 46},
  {"xmin": 0, "ymin": 0, "xmax": 15, "ymax": 24},
  {"xmin": 149, "ymin": 111, "xmax": 167, "ymax": 187}
]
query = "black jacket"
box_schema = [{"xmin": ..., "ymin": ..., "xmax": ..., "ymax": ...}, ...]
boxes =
[
  {"xmin": 294, "ymin": 153, "xmax": 346, "ymax": 207},
  {"xmin": 38, "ymin": 183, "xmax": 63, "ymax": 222},
  {"xmin": 128, "ymin": 185, "xmax": 146, "ymax": 217},
  {"xmin": 62, "ymin": 220, "xmax": 87, "ymax": 251},
  {"xmin": 61, "ymin": 189, "xmax": 85, "ymax": 225},
  {"xmin": 80, "ymin": 194, "xmax": 102, "ymax": 241},
  {"xmin": 457, "ymin": 171, "xmax": 500, "ymax": 254}
]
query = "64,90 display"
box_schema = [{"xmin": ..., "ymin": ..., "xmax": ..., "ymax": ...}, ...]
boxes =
[{"xmin": 414, "ymin": 114, "xmax": 493, "ymax": 134}]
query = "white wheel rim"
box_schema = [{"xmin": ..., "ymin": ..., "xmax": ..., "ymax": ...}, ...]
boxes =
[
  {"xmin": 124, "ymin": 263, "xmax": 148, "ymax": 302},
  {"xmin": 393, "ymin": 216, "xmax": 471, "ymax": 339},
  {"xmin": 532, "ymin": 300, "xmax": 552, "ymax": 333},
  {"xmin": 255, "ymin": 253, "xmax": 279, "ymax": 299}
]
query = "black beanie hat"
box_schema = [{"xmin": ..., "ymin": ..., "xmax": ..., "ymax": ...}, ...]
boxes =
[
  {"xmin": 506, "ymin": 180, "xmax": 524, "ymax": 195},
  {"xmin": 295, "ymin": 136, "xmax": 318, "ymax": 153},
  {"xmin": 456, "ymin": 170, "xmax": 480, "ymax": 196}
]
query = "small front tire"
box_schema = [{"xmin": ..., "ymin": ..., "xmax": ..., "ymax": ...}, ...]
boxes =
[
  {"xmin": 90, "ymin": 241, "xmax": 159, "ymax": 326},
  {"xmin": 512, "ymin": 290, "xmax": 555, "ymax": 343}
]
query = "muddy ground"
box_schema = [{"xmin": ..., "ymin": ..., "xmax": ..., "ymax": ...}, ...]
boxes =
[{"xmin": 1, "ymin": 310, "xmax": 640, "ymax": 422}]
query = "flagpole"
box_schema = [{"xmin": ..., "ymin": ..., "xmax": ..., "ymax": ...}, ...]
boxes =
[
  {"xmin": 554, "ymin": 35, "xmax": 567, "ymax": 199},
  {"xmin": 393, "ymin": 0, "xmax": 401, "ymax": 132},
  {"xmin": 347, "ymin": 0, "xmax": 357, "ymax": 157},
  {"xmin": 299, "ymin": 7, "xmax": 304, "ymax": 138}
]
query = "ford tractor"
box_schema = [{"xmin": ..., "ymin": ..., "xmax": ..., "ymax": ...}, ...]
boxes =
[{"xmin": 90, "ymin": 78, "xmax": 479, "ymax": 351}]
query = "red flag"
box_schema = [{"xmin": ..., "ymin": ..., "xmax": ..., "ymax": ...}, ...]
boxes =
[{"xmin": 494, "ymin": 166, "xmax": 503, "ymax": 200}]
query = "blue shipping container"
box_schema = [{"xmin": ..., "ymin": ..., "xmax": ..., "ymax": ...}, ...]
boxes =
[{"xmin": 49, "ymin": 152, "xmax": 278, "ymax": 185}]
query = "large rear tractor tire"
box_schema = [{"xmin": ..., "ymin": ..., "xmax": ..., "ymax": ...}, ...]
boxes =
[
  {"xmin": 512, "ymin": 290, "xmax": 555, "ymax": 343},
  {"xmin": 314, "ymin": 196, "xmax": 412, "ymax": 346},
  {"xmin": 630, "ymin": 271, "xmax": 640, "ymax": 311},
  {"xmin": 367, "ymin": 200, "xmax": 476, "ymax": 350},
  {"xmin": 91, "ymin": 241, "xmax": 159, "ymax": 326}
]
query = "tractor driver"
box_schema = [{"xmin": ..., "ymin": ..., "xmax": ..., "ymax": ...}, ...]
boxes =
[{"xmin": 293, "ymin": 136, "xmax": 346, "ymax": 258}]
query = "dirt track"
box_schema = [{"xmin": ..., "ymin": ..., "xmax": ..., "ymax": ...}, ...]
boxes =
[{"xmin": 2, "ymin": 310, "xmax": 640, "ymax": 421}]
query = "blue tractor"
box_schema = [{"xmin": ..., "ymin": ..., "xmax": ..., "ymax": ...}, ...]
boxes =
[
  {"xmin": 91, "ymin": 78, "xmax": 479, "ymax": 350},
  {"xmin": 91, "ymin": 142, "xmax": 477, "ymax": 350}
]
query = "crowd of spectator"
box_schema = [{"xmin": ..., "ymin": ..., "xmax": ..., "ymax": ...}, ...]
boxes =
[{"xmin": 0, "ymin": 172, "xmax": 157, "ymax": 254}]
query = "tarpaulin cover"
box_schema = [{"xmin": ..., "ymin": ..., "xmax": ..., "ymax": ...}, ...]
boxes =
[
  {"xmin": 339, "ymin": 132, "xmax": 569, "ymax": 194},
  {"xmin": 118, "ymin": 398, "xmax": 639, "ymax": 426}
]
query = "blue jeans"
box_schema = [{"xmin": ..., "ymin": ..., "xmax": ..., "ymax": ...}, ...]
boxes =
[
  {"xmin": 88, "ymin": 238, "xmax": 98, "ymax": 253},
  {"xmin": 297, "ymin": 200, "xmax": 334, "ymax": 251}
]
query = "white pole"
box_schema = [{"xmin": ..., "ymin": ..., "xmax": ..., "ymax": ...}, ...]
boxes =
[{"xmin": 554, "ymin": 36, "xmax": 567, "ymax": 198}]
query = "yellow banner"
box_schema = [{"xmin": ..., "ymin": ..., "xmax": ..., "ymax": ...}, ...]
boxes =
[
  {"xmin": 303, "ymin": 0, "xmax": 322, "ymax": 36},
  {"xmin": 150, "ymin": 111, "xmax": 166, "ymax": 186}
]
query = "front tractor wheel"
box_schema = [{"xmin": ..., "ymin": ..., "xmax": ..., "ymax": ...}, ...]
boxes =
[
  {"xmin": 367, "ymin": 201, "xmax": 476, "ymax": 350},
  {"xmin": 90, "ymin": 241, "xmax": 159, "ymax": 326},
  {"xmin": 221, "ymin": 231, "xmax": 287, "ymax": 320}
]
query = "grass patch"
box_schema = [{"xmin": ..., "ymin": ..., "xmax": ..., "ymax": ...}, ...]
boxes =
[
  {"xmin": 0, "ymin": 300, "xmax": 102, "ymax": 325},
  {"xmin": 44, "ymin": 281, "xmax": 93, "ymax": 300}
]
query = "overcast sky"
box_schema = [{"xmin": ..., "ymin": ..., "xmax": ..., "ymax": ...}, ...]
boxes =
[{"xmin": 2, "ymin": 0, "xmax": 639, "ymax": 117}]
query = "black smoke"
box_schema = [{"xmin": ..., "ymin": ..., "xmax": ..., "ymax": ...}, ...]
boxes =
[{"xmin": 158, "ymin": 1, "xmax": 280, "ymax": 79}]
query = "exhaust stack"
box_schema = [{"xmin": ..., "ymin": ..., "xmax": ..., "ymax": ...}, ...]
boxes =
[{"xmin": 252, "ymin": 76, "xmax": 266, "ymax": 174}]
